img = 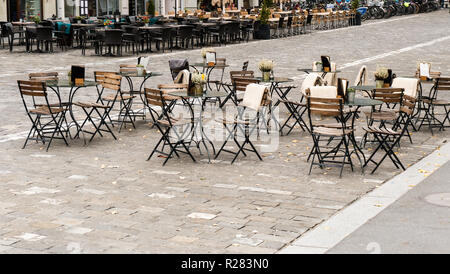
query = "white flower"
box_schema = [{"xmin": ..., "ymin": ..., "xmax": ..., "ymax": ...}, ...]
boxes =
[
  {"xmin": 191, "ymin": 73, "xmax": 207, "ymax": 84},
  {"xmin": 258, "ymin": 59, "xmax": 274, "ymax": 72}
]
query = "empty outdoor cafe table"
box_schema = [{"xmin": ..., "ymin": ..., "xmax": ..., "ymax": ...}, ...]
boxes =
[
  {"xmin": 167, "ymin": 90, "xmax": 229, "ymax": 163},
  {"xmin": 45, "ymin": 79, "xmax": 98, "ymax": 138},
  {"xmin": 119, "ymin": 70, "xmax": 163, "ymax": 120}
]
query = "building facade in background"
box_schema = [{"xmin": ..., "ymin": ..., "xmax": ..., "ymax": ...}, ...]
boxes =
[{"xmin": 0, "ymin": 0, "xmax": 258, "ymax": 21}]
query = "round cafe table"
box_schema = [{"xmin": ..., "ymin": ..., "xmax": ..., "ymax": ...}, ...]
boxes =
[
  {"xmin": 45, "ymin": 79, "xmax": 98, "ymax": 138},
  {"xmin": 349, "ymin": 85, "xmax": 376, "ymax": 98},
  {"xmin": 168, "ymin": 91, "xmax": 228, "ymax": 163},
  {"xmin": 118, "ymin": 71, "xmax": 163, "ymax": 120},
  {"xmin": 298, "ymin": 68, "xmax": 342, "ymax": 78}
]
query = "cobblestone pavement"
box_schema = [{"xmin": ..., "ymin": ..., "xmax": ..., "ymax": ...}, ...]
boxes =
[{"xmin": 0, "ymin": 11, "xmax": 449, "ymax": 253}]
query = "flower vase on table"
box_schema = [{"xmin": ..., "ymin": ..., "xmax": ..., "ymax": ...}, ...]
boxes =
[
  {"xmin": 346, "ymin": 88, "xmax": 355, "ymax": 104},
  {"xmin": 262, "ymin": 71, "xmax": 271, "ymax": 82},
  {"xmin": 258, "ymin": 59, "xmax": 274, "ymax": 82},
  {"xmin": 190, "ymin": 72, "xmax": 207, "ymax": 96},
  {"xmin": 376, "ymin": 80, "xmax": 384, "ymax": 88},
  {"xmin": 136, "ymin": 66, "xmax": 145, "ymax": 76}
]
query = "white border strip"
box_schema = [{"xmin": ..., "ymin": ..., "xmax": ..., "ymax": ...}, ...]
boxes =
[{"xmin": 279, "ymin": 140, "xmax": 450, "ymax": 254}]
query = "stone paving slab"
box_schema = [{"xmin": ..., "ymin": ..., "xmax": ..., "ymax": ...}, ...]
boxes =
[{"xmin": 0, "ymin": 10, "xmax": 449, "ymax": 253}]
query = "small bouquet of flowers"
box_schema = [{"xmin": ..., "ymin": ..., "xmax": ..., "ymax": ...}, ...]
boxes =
[
  {"xmin": 104, "ymin": 19, "xmax": 113, "ymax": 27},
  {"xmin": 258, "ymin": 59, "xmax": 274, "ymax": 81},
  {"xmin": 190, "ymin": 72, "xmax": 207, "ymax": 96},
  {"xmin": 191, "ymin": 72, "xmax": 208, "ymax": 85},
  {"xmin": 374, "ymin": 66, "xmax": 389, "ymax": 88},
  {"xmin": 142, "ymin": 16, "xmax": 150, "ymax": 25},
  {"xmin": 258, "ymin": 59, "xmax": 274, "ymax": 72},
  {"xmin": 374, "ymin": 66, "xmax": 389, "ymax": 80}
]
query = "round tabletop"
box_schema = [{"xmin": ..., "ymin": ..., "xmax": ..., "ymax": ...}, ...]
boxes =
[
  {"xmin": 346, "ymin": 98, "xmax": 383, "ymax": 107},
  {"xmin": 254, "ymin": 77, "xmax": 294, "ymax": 83},
  {"xmin": 169, "ymin": 91, "xmax": 228, "ymax": 98},
  {"xmin": 298, "ymin": 68, "xmax": 342, "ymax": 73},
  {"xmin": 46, "ymin": 79, "xmax": 97, "ymax": 88},
  {"xmin": 191, "ymin": 63, "xmax": 229, "ymax": 68},
  {"xmin": 349, "ymin": 85, "xmax": 376, "ymax": 90},
  {"xmin": 119, "ymin": 71, "xmax": 163, "ymax": 78}
]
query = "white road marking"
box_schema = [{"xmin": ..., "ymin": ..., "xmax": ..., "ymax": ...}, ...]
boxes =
[{"xmin": 278, "ymin": 141, "xmax": 450, "ymax": 254}]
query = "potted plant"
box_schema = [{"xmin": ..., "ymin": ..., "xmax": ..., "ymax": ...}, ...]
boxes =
[
  {"xmin": 142, "ymin": 16, "xmax": 150, "ymax": 27},
  {"xmin": 31, "ymin": 15, "xmax": 41, "ymax": 25},
  {"xmin": 255, "ymin": 0, "xmax": 271, "ymax": 40},
  {"xmin": 190, "ymin": 72, "xmax": 207, "ymax": 96},
  {"xmin": 136, "ymin": 64, "xmax": 145, "ymax": 76},
  {"xmin": 351, "ymin": 0, "xmax": 361, "ymax": 25},
  {"xmin": 374, "ymin": 66, "xmax": 389, "ymax": 88},
  {"xmin": 258, "ymin": 59, "xmax": 274, "ymax": 82},
  {"xmin": 314, "ymin": 61, "xmax": 323, "ymax": 72}
]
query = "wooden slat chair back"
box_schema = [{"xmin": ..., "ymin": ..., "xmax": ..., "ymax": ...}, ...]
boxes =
[
  {"xmin": 157, "ymin": 83, "xmax": 188, "ymax": 98},
  {"xmin": 119, "ymin": 64, "xmax": 138, "ymax": 73},
  {"xmin": 18, "ymin": 80, "xmax": 68, "ymax": 151},
  {"xmin": 95, "ymin": 71, "xmax": 119, "ymax": 85},
  {"xmin": 101, "ymin": 73, "xmax": 122, "ymax": 91},
  {"xmin": 435, "ymin": 77, "xmax": 450, "ymax": 91},
  {"xmin": 372, "ymin": 88, "xmax": 404, "ymax": 105},
  {"xmin": 28, "ymin": 72, "xmax": 58, "ymax": 81}
]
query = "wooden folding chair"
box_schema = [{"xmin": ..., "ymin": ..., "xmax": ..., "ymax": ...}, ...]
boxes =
[
  {"xmin": 363, "ymin": 95, "xmax": 417, "ymax": 174},
  {"xmin": 418, "ymin": 77, "xmax": 450, "ymax": 134},
  {"xmin": 18, "ymin": 80, "xmax": 69, "ymax": 151},
  {"xmin": 73, "ymin": 73, "xmax": 122, "ymax": 143},
  {"xmin": 306, "ymin": 89, "xmax": 360, "ymax": 178},
  {"xmin": 215, "ymin": 84, "xmax": 270, "ymax": 164},
  {"xmin": 145, "ymin": 88, "xmax": 195, "ymax": 166}
]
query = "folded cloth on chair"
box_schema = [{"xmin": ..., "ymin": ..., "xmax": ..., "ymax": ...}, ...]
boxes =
[
  {"xmin": 301, "ymin": 73, "xmax": 322, "ymax": 95},
  {"xmin": 323, "ymin": 62, "xmax": 337, "ymax": 86},
  {"xmin": 309, "ymin": 86, "xmax": 337, "ymax": 98},
  {"xmin": 242, "ymin": 84, "xmax": 266, "ymax": 111},
  {"xmin": 174, "ymin": 69, "xmax": 190, "ymax": 85},
  {"xmin": 391, "ymin": 77, "xmax": 419, "ymax": 98},
  {"xmin": 354, "ymin": 65, "xmax": 368, "ymax": 86}
]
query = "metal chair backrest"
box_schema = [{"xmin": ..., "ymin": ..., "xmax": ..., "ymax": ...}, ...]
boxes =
[
  {"xmin": 36, "ymin": 27, "xmax": 53, "ymax": 41},
  {"xmin": 104, "ymin": 29, "xmax": 123, "ymax": 45},
  {"xmin": 169, "ymin": 59, "xmax": 190, "ymax": 80},
  {"xmin": 278, "ymin": 17, "xmax": 285, "ymax": 28},
  {"xmin": 242, "ymin": 61, "xmax": 249, "ymax": 71}
]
